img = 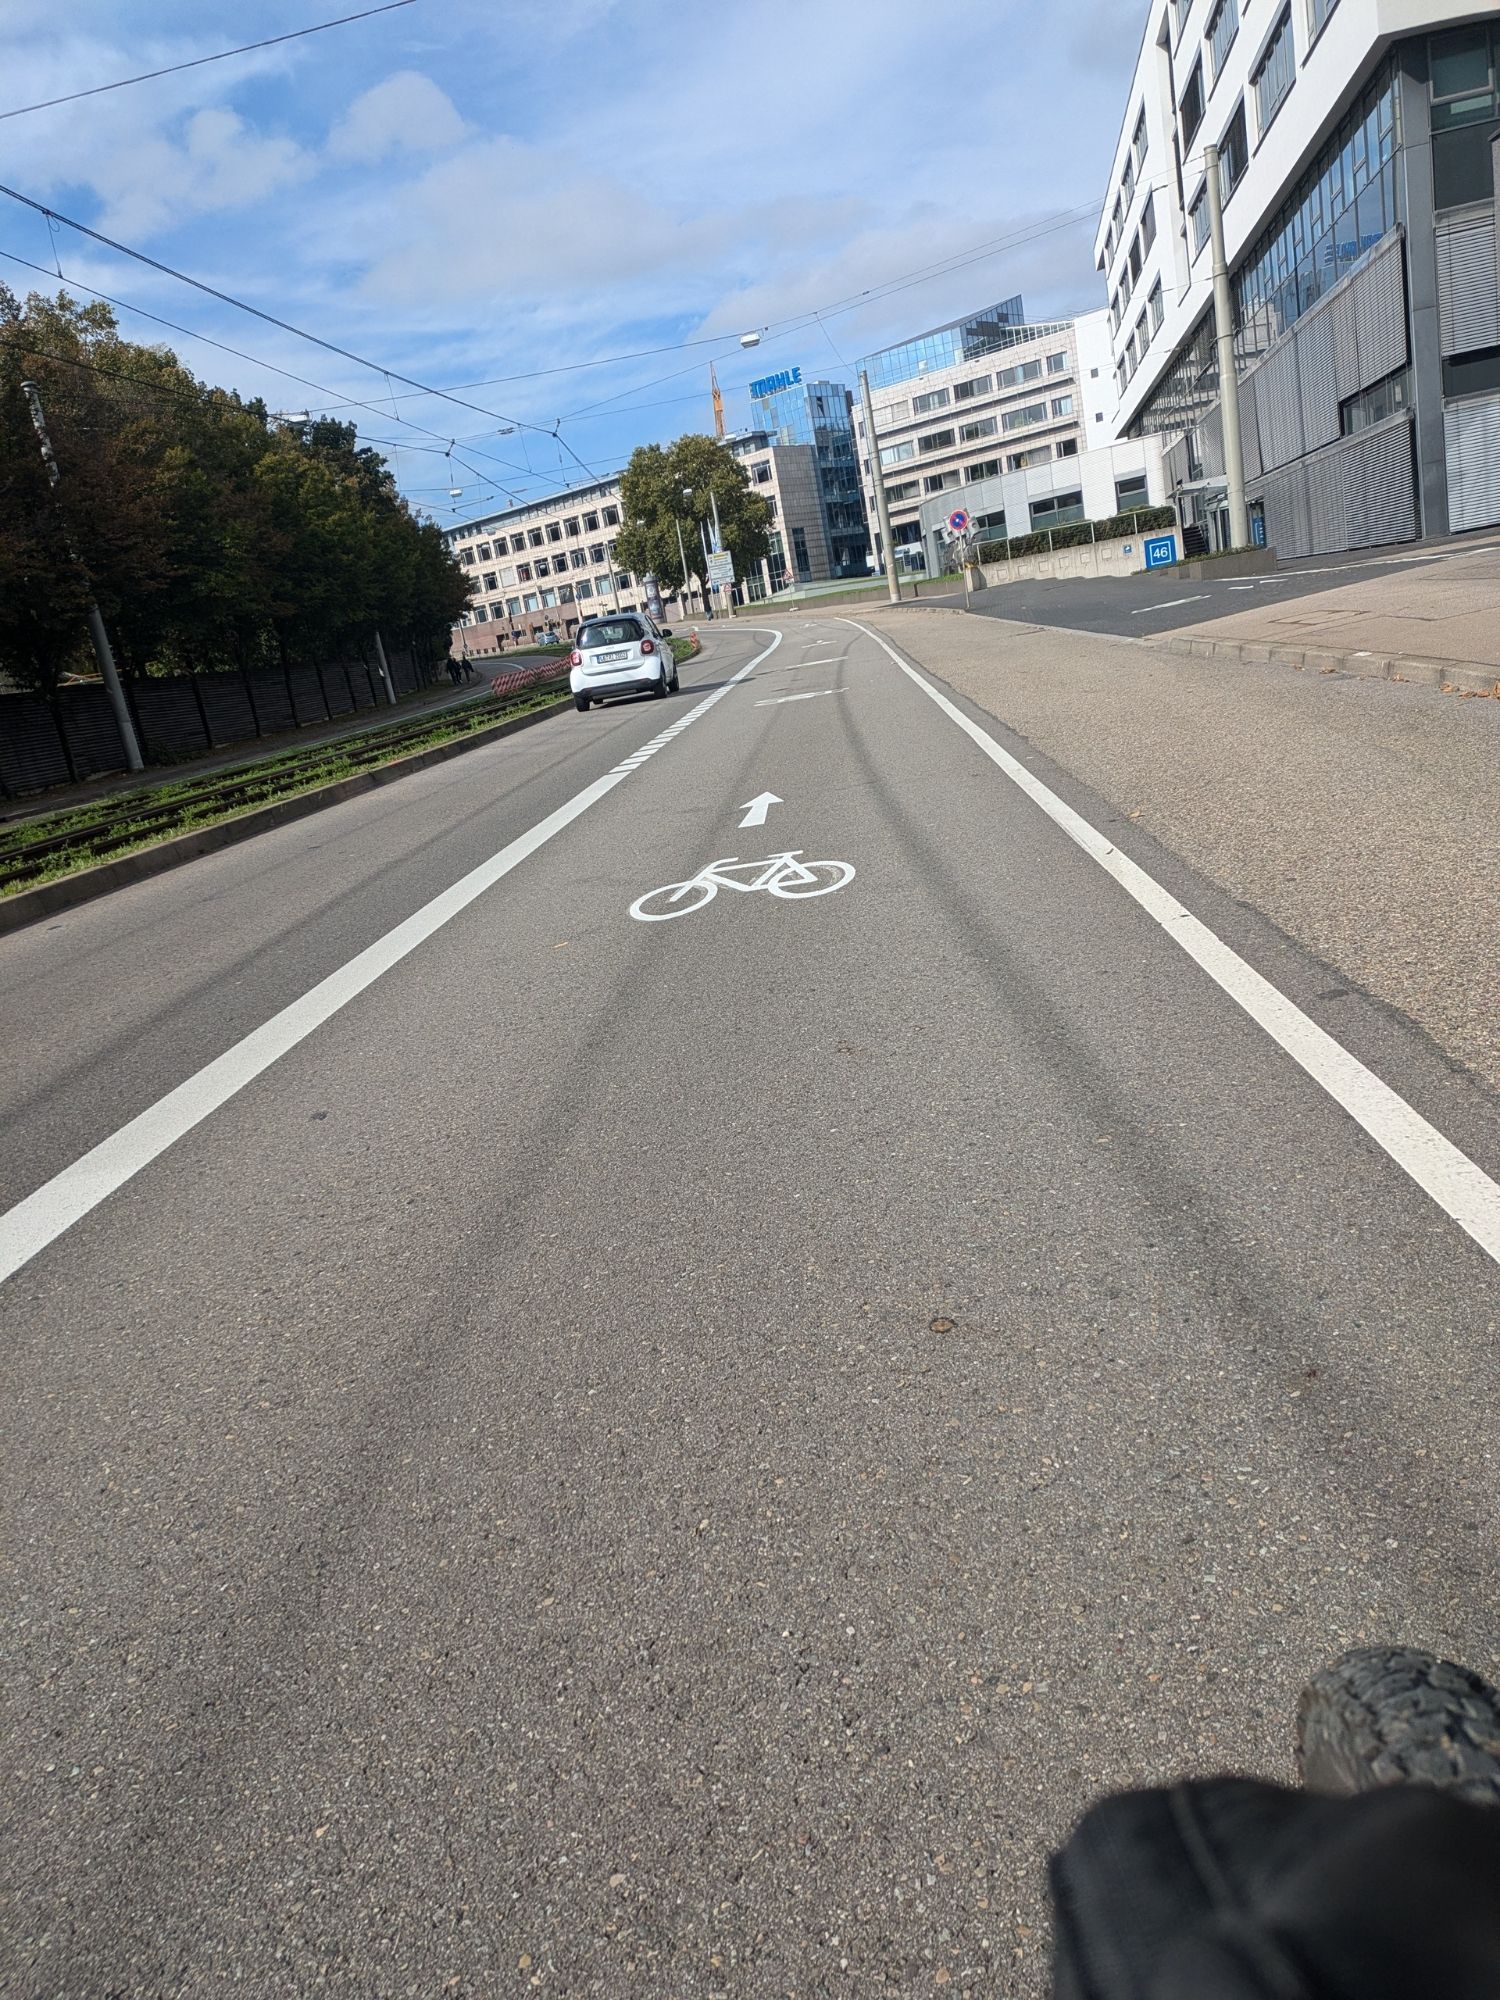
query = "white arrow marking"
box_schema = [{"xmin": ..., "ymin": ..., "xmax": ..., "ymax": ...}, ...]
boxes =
[
  {"xmin": 738, "ymin": 790, "xmax": 783, "ymax": 828},
  {"xmin": 754, "ymin": 690, "xmax": 839, "ymax": 707}
]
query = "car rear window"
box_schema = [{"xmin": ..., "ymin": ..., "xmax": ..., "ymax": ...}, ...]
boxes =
[{"xmin": 578, "ymin": 618, "xmax": 643, "ymax": 647}]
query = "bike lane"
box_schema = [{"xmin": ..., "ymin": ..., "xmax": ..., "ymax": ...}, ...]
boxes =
[{"xmin": 4, "ymin": 613, "xmax": 1497, "ymax": 1995}]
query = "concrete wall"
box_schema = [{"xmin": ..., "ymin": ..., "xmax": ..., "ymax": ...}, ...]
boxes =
[{"xmin": 977, "ymin": 531, "xmax": 1156, "ymax": 589}]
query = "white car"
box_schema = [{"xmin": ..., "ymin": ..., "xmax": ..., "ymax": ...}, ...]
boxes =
[{"xmin": 569, "ymin": 613, "xmax": 678, "ymax": 711}]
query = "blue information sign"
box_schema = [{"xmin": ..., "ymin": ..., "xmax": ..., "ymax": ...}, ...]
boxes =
[
  {"xmin": 1143, "ymin": 533, "xmax": 1177, "ymax": 570},
  {"xmin": 749, "ymin": 365, "xmax": 802, "ymax": 400}
]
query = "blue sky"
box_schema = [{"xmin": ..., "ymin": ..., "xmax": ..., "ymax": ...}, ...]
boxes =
[{"xmin": 0, "ymin": 0, "xmax": 1147, "ymax": 524}]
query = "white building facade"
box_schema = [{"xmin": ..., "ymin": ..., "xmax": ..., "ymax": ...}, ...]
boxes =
[
  {"xmin": 443, "ymin": 477, "xmax": 641, "ymax": 654},
  {"xmin": 854, "ymin": 303, "xmax": 1167, "ymax": 574},
  {"xmin": 1098, "ymin": 2, "xmax": 1500, "ymax": 554}
]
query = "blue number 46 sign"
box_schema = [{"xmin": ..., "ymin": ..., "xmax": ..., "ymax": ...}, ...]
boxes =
[{"xmin": 1144, "ymin": 534, "xmax": 1178, "ymax": 570}]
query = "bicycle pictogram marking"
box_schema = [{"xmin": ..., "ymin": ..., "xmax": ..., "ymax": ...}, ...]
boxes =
[{"xmin": 629, "ymin": 850, "xmax": 855, "ymax": 923}]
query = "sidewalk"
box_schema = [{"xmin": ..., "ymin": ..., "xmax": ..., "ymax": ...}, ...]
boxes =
[
  {"xmin": 1161, "ymin": 539, "xmax": 1500, "ymax": 689},
  {"xmin": 0, "ymin": 666, "xmax": 508, "ymax": 828}
]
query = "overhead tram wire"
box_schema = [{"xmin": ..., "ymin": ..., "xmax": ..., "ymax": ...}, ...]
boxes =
[
  {"xmin": 0, "ymin": 179, "xmax": 602, "ymax": 484},
  {"xmin": 0, "ymin": 246, "xmax": 535, "ymax": 489},
  {"xmin": 0, "ymin": 3, "xmax": 419, "ymax": 121}
]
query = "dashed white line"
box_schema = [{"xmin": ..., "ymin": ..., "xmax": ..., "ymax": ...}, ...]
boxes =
[{"xmin": 0, "ymin": 632, "xmax": 784, "ymax": 1285}]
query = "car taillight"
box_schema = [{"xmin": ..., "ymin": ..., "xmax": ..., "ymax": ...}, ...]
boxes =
[
  {"xmin": 640, "ymin": 638, "xmax": 655, "ymax": 654},
  {"xmin": 570, "ymin": 650, "xmax": 582, "ymax": 666}
]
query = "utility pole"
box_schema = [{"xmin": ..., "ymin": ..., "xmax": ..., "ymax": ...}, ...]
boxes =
[
  {"xmin": 674, "ymin": 515, "xmax": 694, "ymax": 619},
  {"xmin": 1203, "ymin": 143, "xmax": 1250, "ymax": 551},
  {"xmin": 20, "ymin": 379, "xmax": 144, "ymax": 771},
  {"xmin": 859, "ymin": 370, "xmax": 901, "ymax": 605},
  {"xmin": 372, "ymin": 627, "xmax": 399, "ymax": 707}
]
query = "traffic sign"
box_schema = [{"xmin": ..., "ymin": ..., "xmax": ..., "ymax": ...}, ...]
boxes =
[
  {"xmin": 947, "ymin": 509, "xmax": 970, "ymax": 533},
  {"xmin": 707, "ymin": 550, "xmax": 735, "ymax": 585},
  {"xmin": 1144, "ymin": 533, "xmax": 1178, "ymax": 570}
]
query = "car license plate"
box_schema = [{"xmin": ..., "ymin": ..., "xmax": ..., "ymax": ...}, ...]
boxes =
[{"xmin": 596, "ymin": 648, "xmax": 630, "ymax": 662}]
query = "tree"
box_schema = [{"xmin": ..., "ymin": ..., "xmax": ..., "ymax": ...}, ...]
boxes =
[
  {"xmin": 614, "ymin": 434, "xmax": 771, "ymax": 595},
  {"xmin": 0, "ymin": 286, "xmax": 471, "ymax": 692}
]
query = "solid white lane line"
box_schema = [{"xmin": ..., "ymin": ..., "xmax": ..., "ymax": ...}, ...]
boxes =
[
  {"xmin": 1131, "ymin": 594, "xmax": 1210, "ymax": 614},
  {"xmin": 0, "ymin": 633, "xmax": 783, "ymax": 1286},
  {"xmin": 846, "ymin": 619, "xmax": 1500, "ymax": 1268}
]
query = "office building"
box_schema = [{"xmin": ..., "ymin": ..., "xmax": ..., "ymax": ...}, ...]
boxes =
[
  {"xmin": 1098, "ymin": 3, "xmax": 1500, "ymax": 555},
  {"xmin": 747, "ymin": 372, "xmax": 871, "ymax": 576},
  {"xmin": 443, "ymin": 476, "xmax": 640, "ymax": 653},
  {"xmin": 853, "ymin": 299, "xmax": 1166, "ymax": 572}
]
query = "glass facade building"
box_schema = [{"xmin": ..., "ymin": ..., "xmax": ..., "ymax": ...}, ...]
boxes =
[
  {"xmin": 749, "ymin": 376, "xmax": 870, "ymax": 576},
  {"xmin": 858, "ymin": 296, "xmax": 1028, "ymax": 390}
]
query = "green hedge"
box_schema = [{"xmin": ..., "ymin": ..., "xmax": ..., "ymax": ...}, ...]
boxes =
[{"xmin": 976, "ymin": 505, "xmax": 1176, "ymax": 565}]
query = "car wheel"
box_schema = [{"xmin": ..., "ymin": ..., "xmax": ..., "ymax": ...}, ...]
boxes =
[
  {"xmin": 670, "ymin": 662, "xmax": 680, "ymax": 690},
  {"xmin": 654, "ymin": 667, "xmax": 669, "ymax": 697},
  {"xmin": 574, "ymin": 694, "xmax": 590, "ymax": 712}
]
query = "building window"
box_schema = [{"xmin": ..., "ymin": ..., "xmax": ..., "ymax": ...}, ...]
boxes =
[
  {"xmin": 879, "ymin": 440, "xmax": 916, "ymax": 466},
  {"xmin": 1139, "ymin": 192, "xmax": 1157, "ymax": 257},
  {"xmin": 1190, "ymin": 183, "xmax": 1211, "ymax": 253},
  {"xmin": 574, "ymin": 579, "xmax": 592, "ymax": 599},
  {"xmin": 588, "ymin": 542, "xmax": 605, "ymax": 562},
  {"xmin": 918, "ymin": 427, "xmax": 956, "ymax": 452},
  {"xmin": 583, "ymin": 512, "xmax": 599, "ymax": 531},
  {"xmin": 1051, "ymin": 394, "xmax": 1075, "ymax": 418},
  {"xmin": 1429, "ymin": 24, "xmax": 1500, "ymax": 209},
  {"xmin": 1129, "ymin": 237, "xmax": 1143, "ymax": 280},
  {"xmin": 546, "ymin": 522, "xmax": 562, "ymax": 543},
  {"xmin": 603, "ymin": 506, "xmax": 620, "ymax": 525},
  {"xmin": 1439, "ymin": 347, "xmax": 1500, "ymax": 399},
  {"xmin": 569, "ymin": 549, "xmax": 586, "ymax": 570},
  {"xmin": 523, "ymin": 592, "xmax": 539, "ymax": 612},
  {"xmin": 510, "ymin": 535, "xmax": 526, "ymax": 554},
  {"xmin": 506, "ymin": 596, "xmax": 522, "ymax": 617},
  {"xmin": 751, "ymin": 460, "xmax": 773, "ymax": 483},
  {"xmin": 1207, "ymin": 0, "xmax": 1239, "ymax": 80},
  {"xmin": 953, "ymin": 374, "xmax": 993, "ymax": 401},
  {"xmin": 1132, "ymin": 107, "xmax": 1149, "ymax": 170},
  {"xmin": 1340, "ymin": 366, "xmax": 1411, "ymax": 430},
  {"xmin": 923, "ymin": 471, "xmax": 960, "ymax": 494},
  {"xmin": 1219, "ymin": 101, "xmax": 1249, "ymax": 200},
  {"xmin": 541, "ymin": 588, "xmax": 558, "ymax": 608},
  {"xmin": 959, "ymin": 416, "xmax": 999, "ymax": 442},
  {"xmin": 565, "ymin": 517, "xmax": 580, "ymax": 536},
  {"xmin": 1002, "ymin": 401, "xmax": 1049, "ymax": 433},
  {"xmin": 459, "ymin": 549, "xmax": 475, "ymax": 566},
  {"xmin": 1029, "ymin": 491, "xmax": 1085, "ymax": 529},
  {"xmin": 476, "ymin": 542, "xmax": 492, "ymax": 561},
  {"xmin": 999, "ymin": 358, "xmax": 1044, "ymax": 389},
  {"xmin": 482, "ymin": 570, "xmax": 497, "ymax": 590},
  {"xmin": 1308, "ymin": 0, "xmax": 1338, "ymax": 36},
  {"xmin": 912, "ymin": 387, "xmax": 951, "ymax": 414},
  {"xmin": 1179, "ymin": 59, "xmax": 1205, "ymax": 148},
  {"xmin": 1115, "ymin": 473, "xmax": 1150, "ymax": 510},
  {"xmin": 1006, "ymin": 445, "xmax": 1053, "ymax": 471},
  {"xmin": 885, "ymin": 479, "xmax": 920, "ymax": 502},
  {"xmin": 528, "ymin": 528, "xmax": 545, "ymax": 548},
  {"xmin": 965, "ymin": 458, "xmax": 1001, "ymax": 481},
  {"xmin": 1149, "ymin": 280, "xmax": 1165, "ymax": 332},
  {"xmin": 1046, "ymin": 353, "xmax": 1069, "ymax": 377},
  {"xmin": 535, "ymin": 557, "xmax": 550, "ymax": 577},
  {"xmin": 1056, "ymin": 437, "xmax": 1080, "ymax": 458},
  {"xmin": 1254, "ymin": 10, "xmax": 1295, "ymax": 132}
]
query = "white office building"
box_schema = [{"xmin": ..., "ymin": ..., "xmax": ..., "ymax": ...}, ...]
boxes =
[
  {"xmin": 853, "ymin": 300, "xmax": 1167, "ymax": 574},
  {"xmin": 443, "ymin": 477, "xmax": 639, "ymax": 653},
  {"xmin": 1098, "ymin": 2, "xmax": 1500, "ymax": 555}
]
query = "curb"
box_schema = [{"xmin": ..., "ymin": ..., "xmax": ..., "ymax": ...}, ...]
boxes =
[
  {"xmin": 0, "ymin": 694, "xmax": 572, "ymax": 937},
  {"xmin": 1152, "ymin": 634, "xmax": 1500, "ymax": 697}
]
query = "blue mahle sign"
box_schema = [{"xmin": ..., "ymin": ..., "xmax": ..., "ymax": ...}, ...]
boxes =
[{"xmin": 749, "ymin": 365, "xmax": 802, "ymax": 399}]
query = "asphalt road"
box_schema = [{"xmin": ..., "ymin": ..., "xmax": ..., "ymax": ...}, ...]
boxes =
[
  {"xmin": 920, "ymin": 535, "xmax": 1500, "ymax": 637},
  {"xmin": 3, "ymin": 625, "xmax": 1498, "ymax": 1996}
]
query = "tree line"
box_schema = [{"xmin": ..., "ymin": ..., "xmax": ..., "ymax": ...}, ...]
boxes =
[{"xmin": 0, "ymin": 287, "xmax": 470, "ymax": 697}]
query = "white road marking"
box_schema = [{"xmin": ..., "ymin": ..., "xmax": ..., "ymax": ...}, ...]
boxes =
[
  {"xmin": 754, "ymin": 690, "xmax": 839, "ymax": 707},
  {"xmin": 739, "ymin": 791, "xmax": 783, "ymax": 828},
  {"xmin": 1131, "ymin": 595, "xmax": 1210, "ymax": 614},
  {"xmin": 0, "ymin": 632, "xmax": 784, "ymax": 1286},
  {"xmin": 846, "ymin": 618, "xmax": 1500, "ymax": 1268}
]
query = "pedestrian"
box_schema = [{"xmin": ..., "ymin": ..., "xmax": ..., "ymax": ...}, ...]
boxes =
[{"xmin": 448, "ymin": 655, "xmax": 463, "ymax": 686}]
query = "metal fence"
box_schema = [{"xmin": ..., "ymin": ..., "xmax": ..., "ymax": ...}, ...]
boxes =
[{"xmin": 0, "ymin": 647, "xmax": 436, "ymax": 799}]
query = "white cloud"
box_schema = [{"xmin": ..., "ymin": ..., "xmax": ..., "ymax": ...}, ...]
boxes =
[
  {"xmin": 328, "ymin": 71, "xmax": 469, "ymax": 166},
  {"xmin": 94, "ymin": 107, "xmax": 312, "ymax": 239}
]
